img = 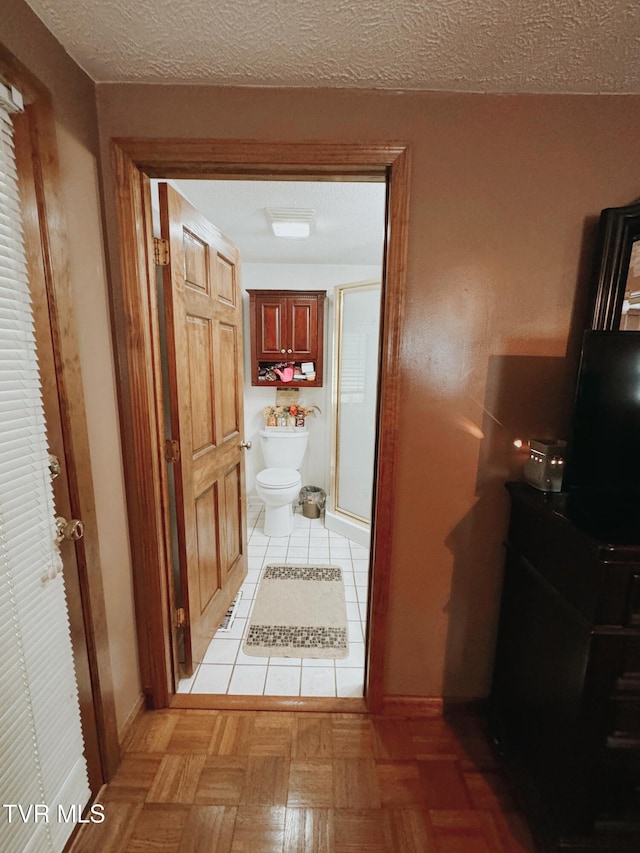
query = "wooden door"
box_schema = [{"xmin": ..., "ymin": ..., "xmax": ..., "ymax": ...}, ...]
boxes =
[
  {"xmin": 13, "ymin": 108, "xmax": 108, "ymax": 792},
  {"xmin": 159, "ymin": 184, "xmax": 248, "ymax": 673}
]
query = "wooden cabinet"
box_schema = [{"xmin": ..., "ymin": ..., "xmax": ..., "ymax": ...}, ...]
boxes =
[
  {"xmin": 247, "ymin": 289, "xmax": 325, "ymax": 386},
  {"xmin": 490, "ymin": 483, "xmax": 640, "ymax": 851}
]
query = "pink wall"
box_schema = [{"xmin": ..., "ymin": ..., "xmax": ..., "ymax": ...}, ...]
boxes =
[{"xmin": 95, "ymin": 84, "xmax": 640, "ymax": 698}]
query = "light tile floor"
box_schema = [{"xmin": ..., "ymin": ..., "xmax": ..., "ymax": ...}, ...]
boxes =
[{"xmin": 177, "ymin": 501, "xmax": 370, "ymax": 698}]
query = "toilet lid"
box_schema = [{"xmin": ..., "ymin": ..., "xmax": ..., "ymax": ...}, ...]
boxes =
[{"xmin": 256, "ymin": 468, "xmax": 300, "ymax": 489}]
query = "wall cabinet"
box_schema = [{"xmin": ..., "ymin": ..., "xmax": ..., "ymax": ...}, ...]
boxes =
[
  {"xmin": 247, "ymin": 289, "xmax": 326, "ymax": 387},
  {"xmin": 490, "ymin": 483, "xmax": 640, "ymax": 851}
]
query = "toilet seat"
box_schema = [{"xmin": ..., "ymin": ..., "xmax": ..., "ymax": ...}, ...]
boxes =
[{"xmin": 255, "ymin": 468, "xmax": 300, "ymax": 490}]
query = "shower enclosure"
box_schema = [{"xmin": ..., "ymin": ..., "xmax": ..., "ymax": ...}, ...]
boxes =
[{"xmin": 326, "ymin": 281, "xmax": 381, "ymax": 546}]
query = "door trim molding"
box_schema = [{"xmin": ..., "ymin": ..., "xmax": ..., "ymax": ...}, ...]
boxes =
[
  {"xmin": 109, "ymin": 139, "xmax": 410, "ymax": 712},
  {"xmin": 0, "ymin": 45, "xmax": 119, "ymax": 781},
  {"xmin": 171, "ymin": 694, "xmax": 368, "ymax": 713}
]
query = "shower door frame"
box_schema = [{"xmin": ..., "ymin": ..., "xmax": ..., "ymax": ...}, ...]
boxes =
[{"xmin": 329, "ymin": 280, "xmax": 382, "ymax": 540}]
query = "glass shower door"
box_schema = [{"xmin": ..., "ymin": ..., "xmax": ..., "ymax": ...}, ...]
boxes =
[{"xmin": 329, "ymin": 281, "xmax": 381, "ymax": 539}]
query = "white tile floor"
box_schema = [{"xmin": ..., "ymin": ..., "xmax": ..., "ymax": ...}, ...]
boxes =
[{"xmin": 177, "ymin": 501, "xmax": 370, "ymax": 698}]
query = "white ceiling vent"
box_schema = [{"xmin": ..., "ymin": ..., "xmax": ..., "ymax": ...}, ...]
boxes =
[{"xmin": 266, "ymin": 208, "xmax": 315, "ymax": 238}]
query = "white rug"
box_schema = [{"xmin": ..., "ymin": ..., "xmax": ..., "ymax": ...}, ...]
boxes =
[{"xmin": 243, "ymin": 564, "xmax": 349, "ymax": 659}]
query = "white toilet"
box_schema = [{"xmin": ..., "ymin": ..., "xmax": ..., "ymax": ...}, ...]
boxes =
[{"xmin": 255, "ymin": 427, "xmax": 309, "ymax": 537}]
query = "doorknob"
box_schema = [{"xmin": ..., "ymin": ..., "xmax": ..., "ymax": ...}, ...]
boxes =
[
  {"xmin": 55, "ymin": 516, "xmax": 85, "ymax": 544},
  {"xmin": 240, "ymin": 440, "xmax": 252, "ymax": 450},
  {"xmin": 48, "ymin": 454, "xmax": 61, "ymax": 480}
]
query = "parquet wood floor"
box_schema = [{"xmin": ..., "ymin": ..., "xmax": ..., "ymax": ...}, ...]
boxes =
[{"xmin": 69, "ymin": 709, "xmax": 538, "ymax": 852}]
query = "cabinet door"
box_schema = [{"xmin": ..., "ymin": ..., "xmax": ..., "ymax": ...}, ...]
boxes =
[
  {"xmin": 288, "ymin": 294, "xmax": 319, "ymax": 358},
  {"xmin": 491, "ymin": 548, "xmax": 594, "ymax": 832},
  {"xmin": 255, "ymin": 294, "xmax": 286, "ymax": 359}
]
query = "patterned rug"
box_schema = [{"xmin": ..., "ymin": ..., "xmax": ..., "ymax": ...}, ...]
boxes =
[{"xmin": 243, "ymin": 564, "xmax": 349, "ymax": 659}]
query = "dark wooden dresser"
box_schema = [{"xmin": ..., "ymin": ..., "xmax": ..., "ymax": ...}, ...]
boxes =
[{"xmin": 490, "ymin": 482, "xmax": 640, "ymax": 851}]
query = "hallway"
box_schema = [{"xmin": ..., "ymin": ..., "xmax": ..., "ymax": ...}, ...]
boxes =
[{"xmin": 69, "ymin": 707, "xmax": 536, "ymax": 852}]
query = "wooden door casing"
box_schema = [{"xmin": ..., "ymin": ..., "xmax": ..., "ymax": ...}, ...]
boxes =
[
  {"xmin": 109, "ymin": 139, "xmax": 410, "ymax": 711},
  {"xmin": 160, "ymin": 183, "xmax": 248, "ymax": 673}
]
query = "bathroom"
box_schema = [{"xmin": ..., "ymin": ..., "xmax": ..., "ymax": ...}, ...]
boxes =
[{"xmin": 153, "ymin": 178, "xmax": 386, "ymax": 698}]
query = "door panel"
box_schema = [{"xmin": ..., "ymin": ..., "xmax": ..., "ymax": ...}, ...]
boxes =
[
  {"xmin": 160, "ymin": 183, "xmax": 248, "ymax": 673},
  {"xmin": 219, "ymin": 322, "xmax": 240, "ymax": 440},
  {"xmin": 217, "ymin": 254, "xmax": 236, "ymax": 306},
  {"xmin": 183, "ymin": 228, "xmax": 209, "ymax": 293},
  {"xmin": 187, "ymin": 315, "xmax": 216, "ymax": 454},
  {"xmin": 290, "ymin": 295, "xmax": 318, "ymax": 357},
  {"xmin": 290, "ymin": 300, "xmax": 311, "ymax": 355},
  {"xmin": 195, "ymin": 484, "xmax": 219, "ymax": 609},
  {"xmin": 257, "ymin": 299, "xmax": 284, "ymax": 358},
  {"xmin": 224, "ymin": 463, "xmax": 243, "ymax": 573}
]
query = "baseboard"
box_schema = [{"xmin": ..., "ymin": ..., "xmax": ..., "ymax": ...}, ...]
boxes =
[
  {"xmin": 381, "ymin": 696, "xmax": 489, "ymax": 718},
  {"xmin": 117, "ymin": 693, "xmax": 146, "ymax": 756},
  {"xmin": 443, "ymin": 697, "xmax": 489, "ymax": 717},
  {"xmin": 381, "ymin": 696, "xmax": 444, "ymax": 717}
]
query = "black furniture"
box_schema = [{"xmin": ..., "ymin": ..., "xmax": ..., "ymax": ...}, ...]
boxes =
[{"xmin": 491, "ymin": 482, "xmax": 640, "ymax": 851}]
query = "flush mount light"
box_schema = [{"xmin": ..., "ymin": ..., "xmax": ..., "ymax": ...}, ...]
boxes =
[{"xmin": 266, "ymin": 208, "xmax": 314, "ymax": 238}]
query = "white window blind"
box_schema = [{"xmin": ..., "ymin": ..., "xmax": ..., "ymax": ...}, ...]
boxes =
[{"xmin": 0, "ymin": 84, "xmax": 90, "ymax": 852}]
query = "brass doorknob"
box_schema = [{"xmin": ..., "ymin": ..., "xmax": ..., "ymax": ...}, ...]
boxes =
[
  {"xmin": 48, "ymin": 454, "xmax": 61, "ymax": 480},
  {"xmin": 240, "ymin": 440, "xmax": 252, "ymax": 450},
  {"xmin": 56, "ymin": 516, "xmax": 85, "ymax": 543}
]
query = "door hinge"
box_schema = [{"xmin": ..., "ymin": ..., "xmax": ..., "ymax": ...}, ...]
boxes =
[
  {"xmin": 165, "ymin": 438, "xmax": 180, "ymax": 463},
  {"xmin": 175, "ymin": 607, "xmax": 187, "ymax": 629},
  {"xmin": 153, "ymin": 237, "xmax": 170, "ymax": 266}
]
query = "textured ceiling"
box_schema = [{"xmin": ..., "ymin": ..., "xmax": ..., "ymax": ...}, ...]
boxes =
[
  {"xmin": 24, "ymin": 0, "xmax": 640, "ymax": 93},
  {"xmin": 161, "ymin": 179, "xmax": 387, "ymax": 265}
]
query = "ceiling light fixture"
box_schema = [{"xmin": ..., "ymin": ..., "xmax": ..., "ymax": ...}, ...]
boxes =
[{"xmin": 266, "ymin": 208, "xmax": 314, "ymax": 238}]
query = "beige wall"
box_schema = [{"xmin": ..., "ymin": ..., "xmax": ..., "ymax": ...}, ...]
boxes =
[
  {"xmin": 96, "ymin": 85, "xmax": 640, "ymax": 699},
  {"xmin": 1, "ymin": 0, "xmax": 141, "ymax": 734},
  {"xmin": 6, "ymin": 0, "xmax": 640, "ymax": 705}
]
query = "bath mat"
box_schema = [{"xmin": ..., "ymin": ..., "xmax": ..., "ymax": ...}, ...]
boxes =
[
  {"xmin": 217, "ymin": 591, "xmax": 242, "ymax": 633},
  {"xmin": 243, "ymin": 564, "xmax": 348, "ymax": 659}
]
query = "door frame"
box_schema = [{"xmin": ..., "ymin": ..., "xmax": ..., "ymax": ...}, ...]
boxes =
[
  {"xmin": 110, "ymin": 139, "xmax": 410, "ymax": 712},
  {"xmin": 0, "ymin": 45, "xmax": 119, "ymax": 782}
]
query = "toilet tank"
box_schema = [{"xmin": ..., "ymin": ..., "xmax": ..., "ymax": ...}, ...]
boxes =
[{"xmin": 260, "ymin": 427, "xmax": 309, "ymax": 469}]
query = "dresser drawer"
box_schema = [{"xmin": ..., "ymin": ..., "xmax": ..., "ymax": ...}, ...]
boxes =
[
  {"xmin": 508, "ymin": 497, "xmax": 605, "ymax": 621},
  {"xmin": 508, "ymin": 488, "xmax": 640, "ymax": 625}
]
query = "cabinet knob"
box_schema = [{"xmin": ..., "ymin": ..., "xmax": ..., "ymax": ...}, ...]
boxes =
[
  {"xmin": 281, "ymin": 349, "xmax": 286, "ymax": 354},
  {"xmin": 287, "ymin": 349, "xmax": 292, "ymax": 354}
]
